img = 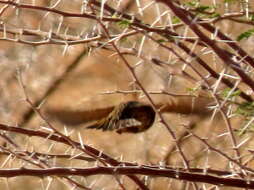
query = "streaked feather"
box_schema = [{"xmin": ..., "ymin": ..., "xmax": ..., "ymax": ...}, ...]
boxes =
[{"xmin": 86, "ymin": 101, "xmax": 155, "ymax": 134}]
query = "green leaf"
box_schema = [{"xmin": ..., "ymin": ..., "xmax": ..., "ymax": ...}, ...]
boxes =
[
  {"xmin": 172, "ymin": 16, "xmax": 181, "ymax": 24},
  {"xmin": 186, "ymin": 0, "xmax": 199, "ymax": 7},
  {"xmin": 224, "ymin": 0, "xmax": 237, "ymax": 3},
  {"xmin": 196, "ymin": 5, "xmax": 210, "ymax": 12},
  {"xmin": 157, "ymin": 39, "xmax": 166, "ymax": 43},
  {"xmin": 221, "ymin": 88, "xmax": 241, "ymax": 99},
  {"xmin": 250, "ymin": 14, "xmax": 254, "ymax": 21},
  {"xmin": 186, "ymin": 86, "xmax": 200, "ymax": 95},
  {"xmin": 208, "ymin": 13, "xmax": 220, "ymax": 18},
  {"xmin": 117, "ymin": 19, "xmax": 131, "ymax": 29},
  {"xmin": 235, "ymin": 102, "xmax": 254, "ymax": 117},
  {"xmin": 237, "ymin": 29, "xmax": 254, "ymax": 41},
  {"xmin": 111, "ymin": 13, "xmax": 119, "ymax": 19}
]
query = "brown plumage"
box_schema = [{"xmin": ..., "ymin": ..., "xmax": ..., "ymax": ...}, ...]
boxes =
[{"xmin": 86, "ymin": 101, "xmax": 155, "ymax": 134}]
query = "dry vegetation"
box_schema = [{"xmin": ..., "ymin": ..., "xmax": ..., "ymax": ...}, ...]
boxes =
[{"xmin": 0, "ymin": 0, "xmax": 254, "ymax": 189}]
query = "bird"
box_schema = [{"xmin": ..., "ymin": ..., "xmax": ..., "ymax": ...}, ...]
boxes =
[{"xmin": 86, "ymin": 101, "xmax": 156, "ymax": 134}]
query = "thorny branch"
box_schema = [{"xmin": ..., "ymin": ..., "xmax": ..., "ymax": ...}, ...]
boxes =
[
  {"xmin": 0, "ymin": 123, "xmax": 254, "ymax": 189},
  {"xmin": 0, "ymin": 166, "xmax": 253, "ymax": 189},
  {"xmin": 0, "ymin": 0, "xmax": 253, "ymax": 189}
]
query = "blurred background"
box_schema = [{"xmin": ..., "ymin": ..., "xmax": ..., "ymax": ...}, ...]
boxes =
[{"xmin": 0, "ymin": 0, "xmax": 253, "ymax": 189}]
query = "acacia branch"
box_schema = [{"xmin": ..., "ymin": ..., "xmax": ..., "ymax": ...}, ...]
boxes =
[
  {"xmin": 0, "ymin": 166, "xmax": 253, "ymax": 189},
  {"xmin": 156, "ymin": 0, "xmax": 254, "ymax": 92}
]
